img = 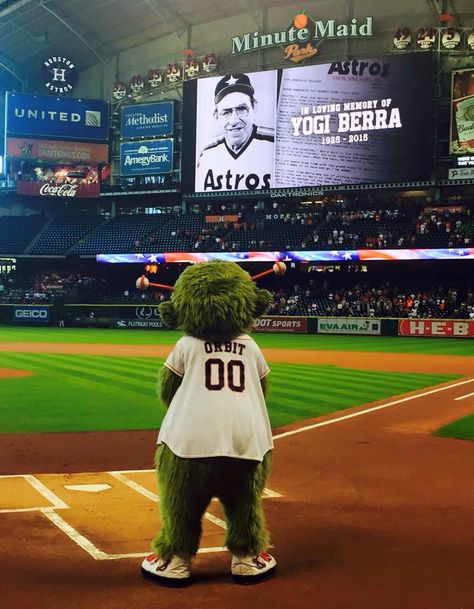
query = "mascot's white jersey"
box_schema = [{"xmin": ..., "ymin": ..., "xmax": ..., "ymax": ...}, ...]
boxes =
[
  {"xmin": 196, "ymin": 126, "xmax": 274, "ymax": 192},
  {"xmin": 157, "ymin": 334, "xmax": 273, "ymax": 461}
]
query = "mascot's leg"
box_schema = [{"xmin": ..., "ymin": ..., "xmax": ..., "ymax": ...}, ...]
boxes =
[
  {"xmin": 217, "ymin": 451, "xmax": 277, "ymax": 584},
  {"xmin": 141, "ymin": 444, "xmax": 212, "ymax": 586}
]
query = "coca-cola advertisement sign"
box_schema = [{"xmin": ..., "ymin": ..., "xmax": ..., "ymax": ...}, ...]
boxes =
[
  {"xmin": 15, "ymin": 163, "xmax": 99, "ymax": 198},
  {"xmin": 17, "ymin": 178, "xmax": 99, "ymax": 198}
]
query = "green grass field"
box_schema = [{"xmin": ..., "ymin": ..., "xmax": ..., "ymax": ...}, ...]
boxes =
[
  {"xmin": 1, "ymin": 327, "xmax": 468, "ymax": 435},
  {"xmin": 435, "ymin": 414, "xmax": 474, "ymax": 441},
  {"xmin": 1, "ymin": 326, "xmax": 473, "ymax": 355}
]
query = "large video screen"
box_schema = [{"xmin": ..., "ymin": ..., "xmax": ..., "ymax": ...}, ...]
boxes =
[{"xmin": 182, "ymin": 53, "xmax": 433, "ymax": 193}]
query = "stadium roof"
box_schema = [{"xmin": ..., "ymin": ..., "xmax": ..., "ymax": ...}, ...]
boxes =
[{"xmin": 0, "ymin": 0, "xmax": 473, "ymax": 89}]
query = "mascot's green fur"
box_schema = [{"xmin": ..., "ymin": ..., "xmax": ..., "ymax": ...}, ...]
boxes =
[{"xmin": 140, "ymin": 261, "xmax": 277, "ymax": 586}]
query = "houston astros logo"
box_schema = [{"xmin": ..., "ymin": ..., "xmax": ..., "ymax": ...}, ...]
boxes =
[{"xmin": 42, "ymin": 56, "xmax": 78, "ymax": 94}]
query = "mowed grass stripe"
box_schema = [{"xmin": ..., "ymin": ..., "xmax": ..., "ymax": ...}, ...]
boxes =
[
  {"xmin": 1, "ymin": 352, "xmax": 159, "ymax": 403},
  {"xmin": 0, "ymin": 351, "xmax": 459, "ymax": 433},
  {"xmin": 270, "ymin": 361, "xmax": 450, "ymax": 383},
  {"xmin": 0, "ymin": 353, "xmax": 166, "ymax": 433},
  {"xmin": 269, "ymin": 363, "xmax": 456, "ymax": 391},
  {"xmin": 19, "ymin": 353, "xmax": 158, "ymax": 397},
  {"xmin": 1, "ymin": 326, "xmax": 473, "ymax": 355},
  {"xmin": 5, "ymin": 351, "xmax": 160, "ymax": 383}
]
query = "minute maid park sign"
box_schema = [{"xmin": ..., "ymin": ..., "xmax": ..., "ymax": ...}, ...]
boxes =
[{"xmin": 231, "ymin": 13, "xmax": 374, "ymax": 62}]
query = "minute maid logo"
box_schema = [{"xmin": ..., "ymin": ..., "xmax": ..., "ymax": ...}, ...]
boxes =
[{"xmin": 231, "ymin": 13, "xmax": 374, "ymax": 62}]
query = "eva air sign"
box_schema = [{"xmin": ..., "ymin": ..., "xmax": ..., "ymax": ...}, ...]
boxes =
[{"xmin": 231, "ymin": 14, "xmax": 374, "ymax": 62}]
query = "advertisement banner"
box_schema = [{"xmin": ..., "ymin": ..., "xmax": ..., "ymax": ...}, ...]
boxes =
[
  {"xmin": 115, "ymin": 319, "xmax": 167, "ymax": 329},
  {"xmin": 6, "ymin": 137, "xmax": 108, "ymax": 164},
  {"xmin": 448, "ymin": 167, "xmax": 474, "ymax": 180},
  {"xmin": 120, "ymin": 139, "xmax": 173, "ymax": 176},
  {"xmin": 398, "ymin": 319, "xmax": 474, "ymax": 338},
  {"xmin": 121, "ymin": 102, "xmax": 174, "ymax": 138},
  {"xmin": 184, "ymin": 52, "xmax": 433, "ymax": 193},
  {"xmin": 254, "ymin": 316, "xmax": 307, "ymax": 333},
  {"xmin": 450, "ymin": 68, "xmax": 474, "ymax": 154},
  {"xmin": 318, "ymin": 317, "xmax": 381, "ymax": 335},
  {"xmin": 13, "ymin": 306, "xmax": 49, "ymax": 324},
  {"xmin": 205, "ymin": 214, "xmax": 239, "ymax": 223},
  {"xmin": 5, "ymin": 92, "xmax": 109, "ymax": 141},
  {"xmin": 17, "ymin": 179, "xmax": 100, "ymax": 198}
]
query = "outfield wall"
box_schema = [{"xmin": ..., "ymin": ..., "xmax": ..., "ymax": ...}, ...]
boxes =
[{"xmin": 1, "ymin": 303, "xmax": 473, "ymax": 338}]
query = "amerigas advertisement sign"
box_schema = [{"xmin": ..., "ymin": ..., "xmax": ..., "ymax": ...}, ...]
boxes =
[
  {"xmin": 120, "ymin": 139, "xmax": 173, "ymax": 176},
  {"xmin": 121, "ymin": 102, "xmax": 174, "ymax": 138},
  {"xmin": 318, "ymin": 317, "xmax": 381, "ymax": 335},
  {"xmin": 5, "ymin": 92, "xmax": 109, "ymax": 141}
]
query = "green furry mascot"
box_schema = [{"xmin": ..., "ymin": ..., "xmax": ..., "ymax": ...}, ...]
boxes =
[{"xmin": 141, "ymin": 261, "xmax": 277, "ymax": 586}]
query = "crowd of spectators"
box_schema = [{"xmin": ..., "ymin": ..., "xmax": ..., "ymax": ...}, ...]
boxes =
[
  {"xmin": 1, "ymin": 267, "xmax": 472, "ymax": 320},
  {"xmin": 133, "ymin": 199, "xmax": 473, "ymax": 253},
  {"xmin": 267, "ymin": 281, "xmax": 474, "ymax": 320}
]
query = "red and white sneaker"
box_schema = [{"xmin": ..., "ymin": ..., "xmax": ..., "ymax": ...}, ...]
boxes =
[
  {"xmin": 231, "ymin": 551, "xmax": 277, "ymax": 584},
  {"xmin": 140, "ymin": 553, "xmax": 192, "ymax": 587}
]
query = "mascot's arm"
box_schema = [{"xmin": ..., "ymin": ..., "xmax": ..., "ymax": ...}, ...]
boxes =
[
  {"xmin": 159, "ymin": 366, "xmax": 183, "ymax": 408},
  {"xmin": 260, "ymin": 375, "xmax": 269, "ymax": 400}
]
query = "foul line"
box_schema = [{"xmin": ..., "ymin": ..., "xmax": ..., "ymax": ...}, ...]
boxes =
[
  {"xmin": 454, "ymin": 391, "xmax": 474, "ymax": 401},
  {"xmin": 273, "ymin": 378, "xmax": 474, "ymax": 440},
  {"xmin": 5, "ymin": 378, "xmax": 470, "ymax": 561}
]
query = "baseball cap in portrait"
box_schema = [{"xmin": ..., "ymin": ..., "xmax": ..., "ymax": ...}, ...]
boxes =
[{"xmin": 214, "ymin": 74, "xmax": 255, "ymax": 104}]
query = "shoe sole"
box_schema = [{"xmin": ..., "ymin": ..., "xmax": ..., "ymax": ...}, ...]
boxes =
[
  {"xmin": 232, "ymin": 565, "xmax": 276, "ymax": 585},
  {"xmin": 140, "ymin": 566, "xmax": 192, "ymax": 587}
]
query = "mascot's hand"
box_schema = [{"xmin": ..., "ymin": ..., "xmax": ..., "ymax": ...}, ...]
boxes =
[
  {"xmin": 159, "ymin": 301, "xmax": 178, "ymax": 329},
  {"xmin": 159, "ymin": 366, "xmax": 182, "ymax": 407},
  {"xmin": 254, "ymin": 288, "xmax": 272, "ymax": 318}
]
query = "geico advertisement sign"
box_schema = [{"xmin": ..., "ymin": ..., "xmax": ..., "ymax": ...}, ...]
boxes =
[
  {"xmin": 318, "ymin": 317, "xmax": 381, "ymax": 335},
  {"xmin": 14, "ymin": 307, "xmax": 49, "ymax": 324},
  {"xmin": 398, "ymin": 319, "xmax": 474, "ymax": 338},
  {"xmin": 254, "ymin": 316, "xmax": 307, "ymax": 333}
]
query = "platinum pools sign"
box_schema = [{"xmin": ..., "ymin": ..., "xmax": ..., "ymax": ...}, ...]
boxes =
[{"xmin": 318, "ymin": 317, "xmax": 381, "ymax": 335}]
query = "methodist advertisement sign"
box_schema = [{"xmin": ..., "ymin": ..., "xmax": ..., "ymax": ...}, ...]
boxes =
[
  {"xmin": 6, "ymin": 137, "xmax": 108, "ymax": 164},
  {"xmin": 450, "ymin": 68, "xmax": 474, "ymax": 154},
  {"xmin": 121, "ymin": 101, "xmax": 174, "ymax": 138},
  {"xmin": 120, "ymin": 139, "xmax": 173, "ymax": 176},
  {"xmin": 5, "ymin": 92, "xmax": 109, "ymax": 141},
  {"xmin": 318, "ymin": 317, "xmax": 381, "ymax": 335},
  {"xmin": 182, "ymin": 52, "xmax": 433, "ymax": 193}
]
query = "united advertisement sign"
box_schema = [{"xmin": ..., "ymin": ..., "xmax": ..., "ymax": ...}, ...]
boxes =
[
  {"xmin": 121, "ymin": 101, "xmax": 174, "ymax": 138},
  {"xmin": 120, "ymin": 139, "xmax": 173, "ymax": 176},
  {"xmin": 5, "ymin": 92, "xmax": 109, "ymax": 141}
]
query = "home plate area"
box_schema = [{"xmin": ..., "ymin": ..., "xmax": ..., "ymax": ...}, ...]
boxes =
[{"xmin": 0, "ymin": 471, "xmax": 283, "ymax": 560}]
